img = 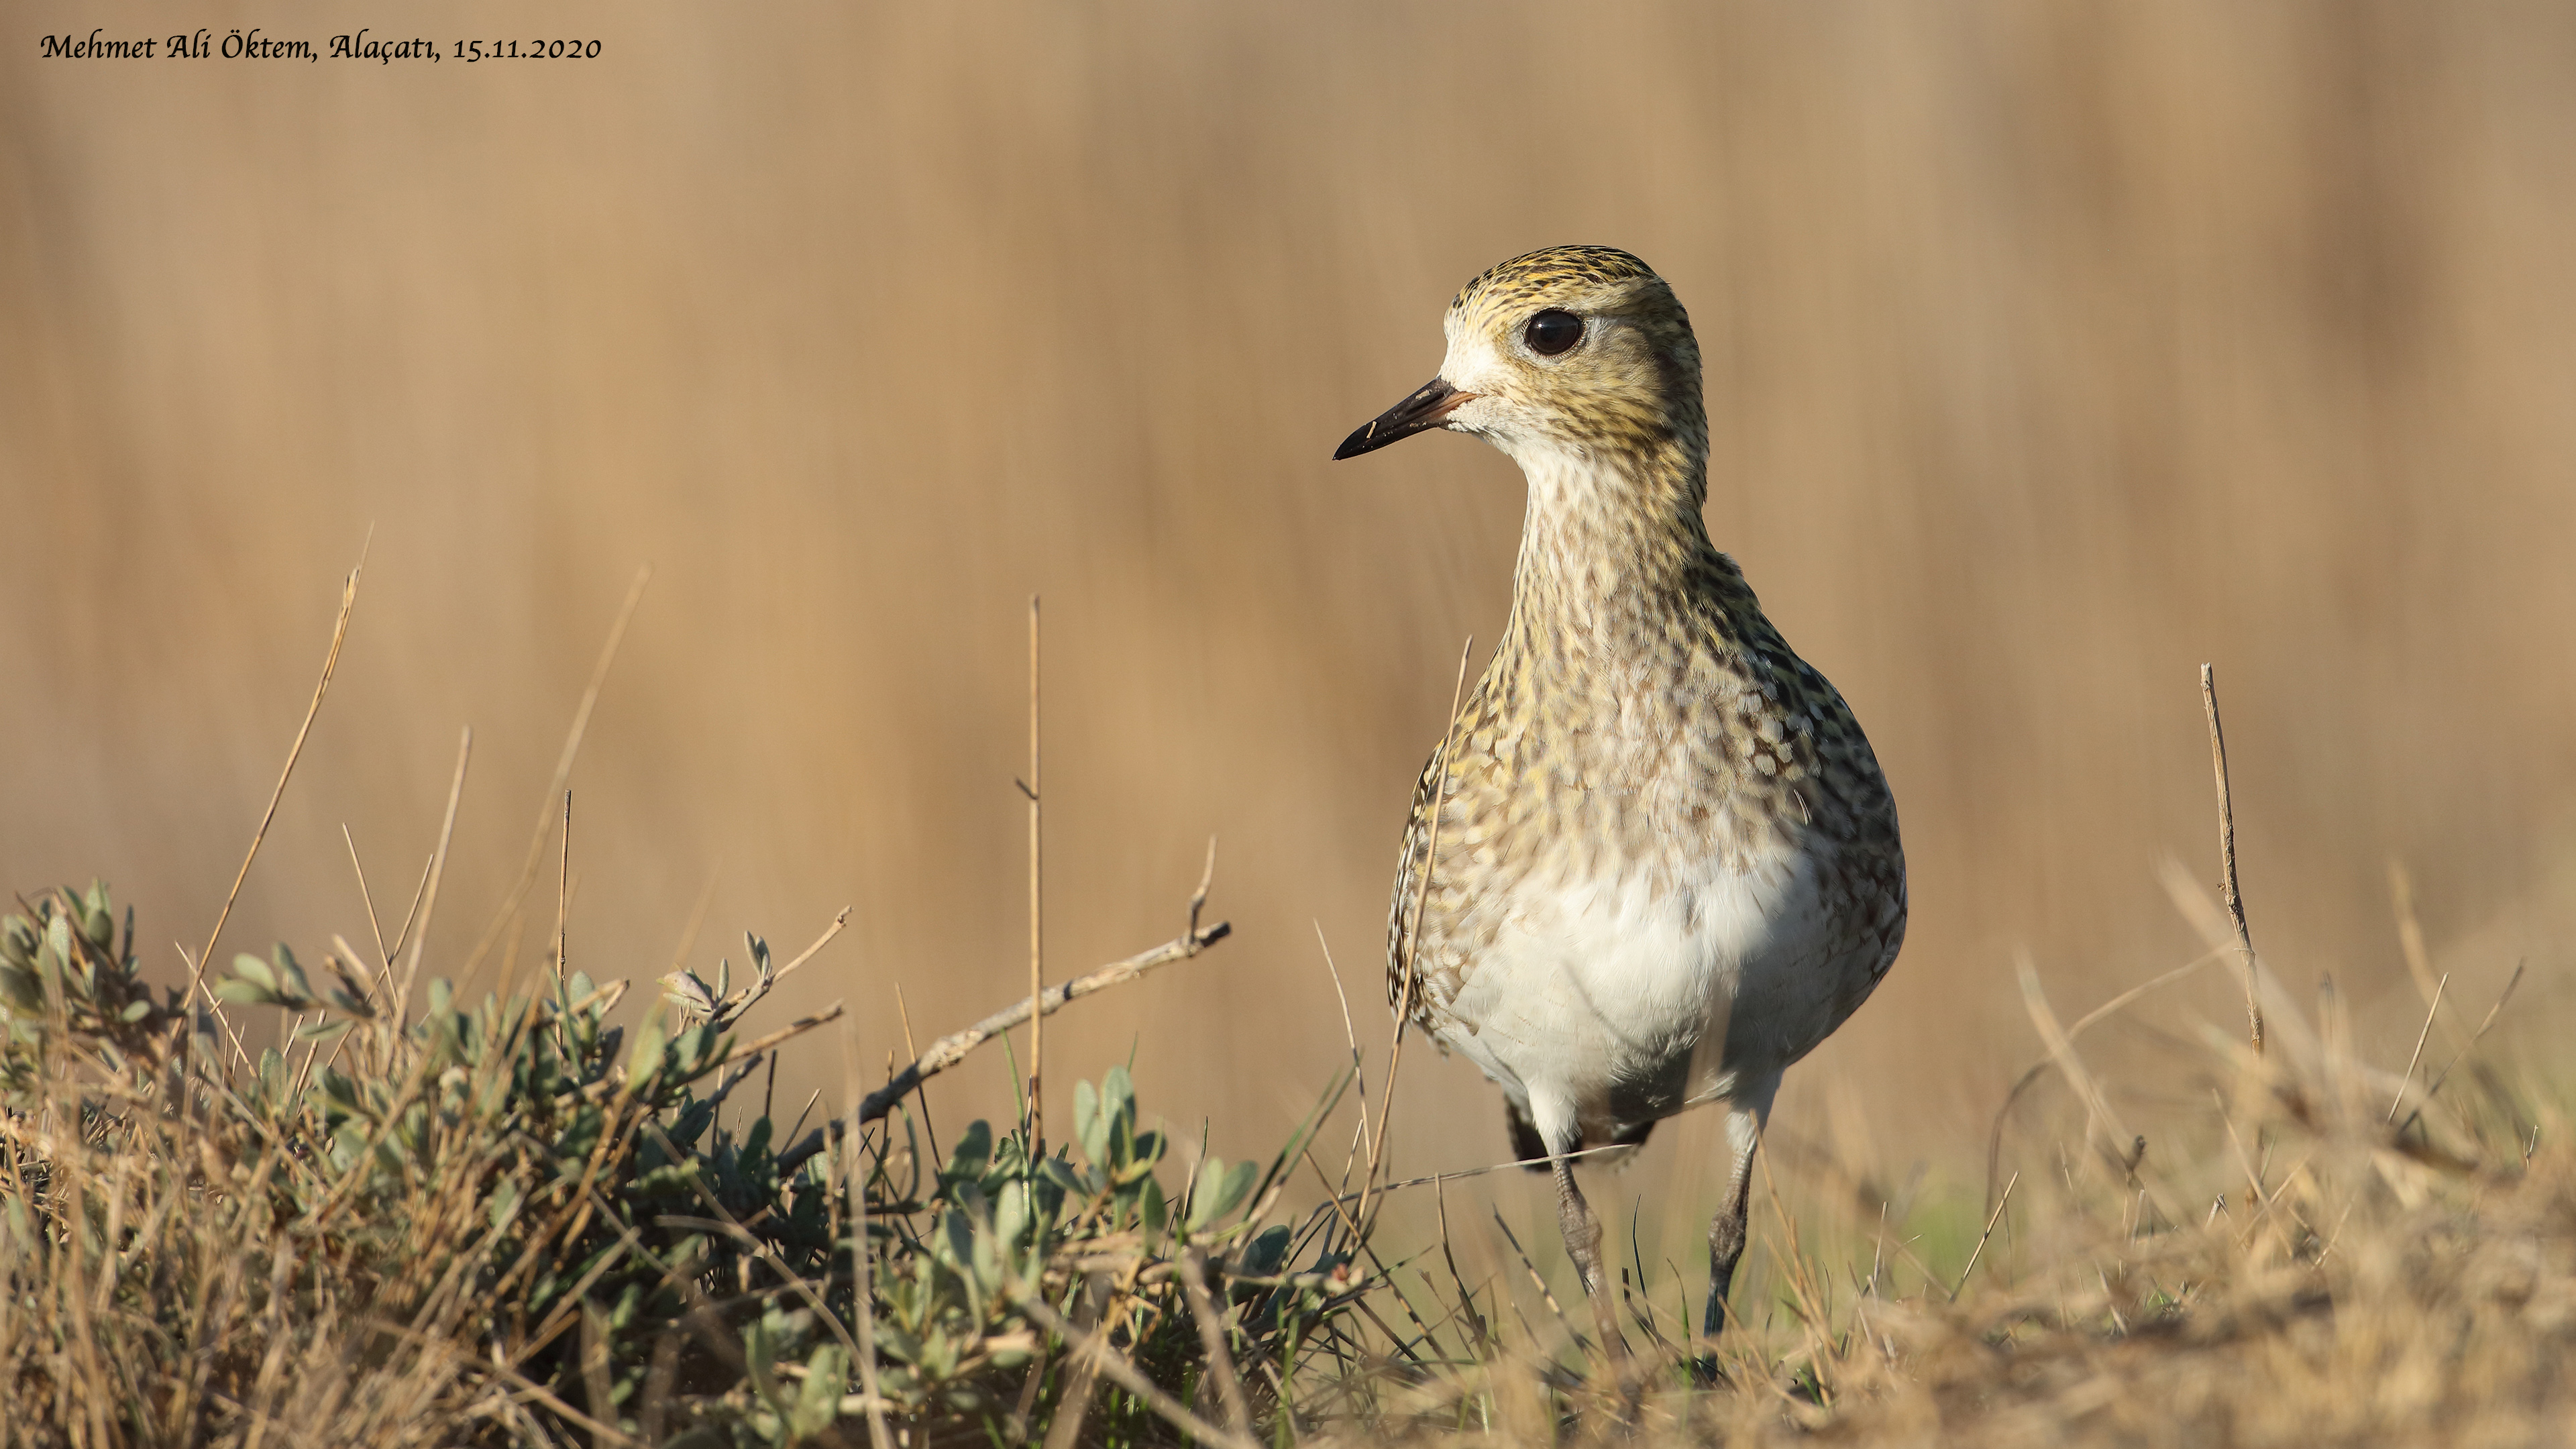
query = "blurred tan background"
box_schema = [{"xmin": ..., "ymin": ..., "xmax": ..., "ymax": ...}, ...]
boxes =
[{"xmin": 7, "ymin": 1, "xmax": 2575, "ymax": 1262}]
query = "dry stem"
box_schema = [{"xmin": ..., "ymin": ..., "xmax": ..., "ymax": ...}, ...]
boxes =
[
  {"xmin": 1178, "ymin": 1248, "xmax": 1252, "ymax": 1435},
  {"xmin": 394, "ymin": 728, "xmax": 473, "ymax": 1032},
  {"xmin": 461, "ymin": 564, "xmax": 652, "ymax": 983},
  {"xmin": 2201, "ymin": 664, "xmax": 2264, "ymax": 1056},
  {"xmin": 776, "ymin": 870, "xmax": 1228, "ymax": 1175},
  {"xmin": 188, "ymin": 557, "xmax": 363, "ymax": 1024},
  {"xmin": 1026, "ymin": 593, "xmax": 1044, "ymax": 1155}
]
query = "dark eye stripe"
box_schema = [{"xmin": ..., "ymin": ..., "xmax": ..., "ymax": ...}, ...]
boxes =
[{"xmin": 1523, "ymin": 309, "xmax": 1582, "ymax": 356}]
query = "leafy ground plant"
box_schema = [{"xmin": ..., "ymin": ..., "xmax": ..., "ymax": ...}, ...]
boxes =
[{"xmin": 0, "ymin": 875, "xmax": 1373, "ymax": 1448}]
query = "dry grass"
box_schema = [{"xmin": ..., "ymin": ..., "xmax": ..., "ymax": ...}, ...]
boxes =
[
  {"xmin": 2, "ymin": 557, "xmax": 2565, "ymax": 1446},
  {"xmin": 8, "ymin": 4, "xmax": 2576, "ymax": 1444},
  {"xmin": 10, "ymin": 842, "xmax": 2563, "ymax": 1448},
  {"xmin": 1319, "ymin": 930, "xmax": 2575, "ymax": 1448},
  {"xmin": 9, "ymin": 3, "xmax": 2576, "ymax": 1184}
]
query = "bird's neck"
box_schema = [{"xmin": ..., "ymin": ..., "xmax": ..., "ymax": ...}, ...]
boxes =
[{"xmin": 1503, "ymin": 433, "xmax": 1723, "ymax": 641}]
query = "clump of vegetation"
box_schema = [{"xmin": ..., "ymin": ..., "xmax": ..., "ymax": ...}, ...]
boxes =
[
  {"xmin": 5, "ymin": 581, "xmax": 2567, "ymax": 1447},
  {"xmin": 1315, "ymin": 892, "xmax": 2576, "ymax": 1449},
  {"xmin": 0, "ymin": 877, "xmax": 1372, "ymax": 1447},
  {"xmin": 11, "ymin": 879, "xmax": 2569, "ymax": 1448}
]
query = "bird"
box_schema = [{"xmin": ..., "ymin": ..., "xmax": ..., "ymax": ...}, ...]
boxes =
[{"xmin": 1332, "ymin": 245, "xmax": 1906, "ymax": 1344}]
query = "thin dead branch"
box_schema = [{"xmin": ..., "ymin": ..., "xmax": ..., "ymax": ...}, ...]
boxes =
[
  {"xmin": 1179, "ymin": 1248, "xmax": 1252, "ymax": 1436},
  {"xmin": 776, "ymin": 888, "xmax": 1229, "ymax": 1175}
]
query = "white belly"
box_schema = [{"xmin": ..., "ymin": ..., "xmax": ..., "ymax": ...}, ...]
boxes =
[{"xmin": 1432, "ymin": 840, "xmax": 1842, "ymax": 1146}]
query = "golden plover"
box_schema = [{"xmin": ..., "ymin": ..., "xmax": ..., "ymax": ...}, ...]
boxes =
[{"xmin": 1334, "ymin": 245, "xmax": 1906, "ymax": 1340}]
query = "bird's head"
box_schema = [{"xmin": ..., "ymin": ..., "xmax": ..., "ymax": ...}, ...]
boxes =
[{"xmin": 1334, "ymin": 245, "xmax": 1704, "ymax": 469}]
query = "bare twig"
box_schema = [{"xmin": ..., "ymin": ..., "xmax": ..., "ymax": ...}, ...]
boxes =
[
  {"xmin": 1308, "ymin": 1138, "xmax": 1650, "ymax": 1214},
  {"xmin": 662, "ymin": 909, "xmax": 852, "ymax": 1032},
  {"xmin": 775, "ymin": 897, "xmax": 1230, "ymax": 1174},
  {"xmin": 1039, "ymin": 1279, "xmax": 1108, "ymax": 1449},
  {"xmin": 1177, "ymin": 1249, "xmax": 1252, "ymax": 1436},
  {"xmin": 2201, "ymin": 665, "xmax": 2264, "ymax": 1056},
  {"xmin": 476, "ymin": 1357, "xmax": 649, "ymax": 1449}
]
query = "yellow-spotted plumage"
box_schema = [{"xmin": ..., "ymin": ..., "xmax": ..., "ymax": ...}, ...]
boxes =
[{"xmin": 1338, "ymin": 246, "xmax": 1905, "ymax": 1342}]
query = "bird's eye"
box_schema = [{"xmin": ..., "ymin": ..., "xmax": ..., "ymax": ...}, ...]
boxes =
[{"xmin": 1523, "ymin": 309, "xmax": 1583, "ymax": 356}]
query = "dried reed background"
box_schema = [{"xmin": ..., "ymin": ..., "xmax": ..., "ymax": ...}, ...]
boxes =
[{"xmin": 6, "ymin": 0, "xmax": 2575, "ymax": 1273}]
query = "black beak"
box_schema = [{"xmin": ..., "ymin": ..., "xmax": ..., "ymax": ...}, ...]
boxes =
[{"xmin": 1332, "ymin": 377, "xmax": 1472, "ymax": 460}]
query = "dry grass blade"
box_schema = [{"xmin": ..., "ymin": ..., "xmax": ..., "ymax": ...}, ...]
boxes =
[
  {"xmin": 551, "ymin": 790, "xmax": 572, "ymax": 989},
  {"xmin": 841, "ymin": 1018, "xmax": 897, "ymax": 1449},
  {"xmin": 1948, "ymin": 1171, "xmax": 2016, "ymax": 1299},
  {"xmin": 2398, "ymin": 959, "xmax": 2528, "ymax": 1137},
  {"xmin": 1313, "ymin": 921, "xmax": 1375, "ymax": 1197},
  {"xmin": 462, "ymin": 563, "xmax": 652, "ymax": 981},
  {"xmin": 186, "ymin": 556, "xmax": 363, "ymax": 1020},
  {"xmin": 2017, "ymin": 954, "xmax": 2161, "ymax": 1214},
  {"xmin": 1488, "ymin": 1209, "xmax": 1581, "ymax": 1354},
  {"xmin": 2201, "ymin": 663, "xmax": 2265, "ymax": 1056},
  {"xmin": 341, "ymin": 823, "xmax": 392, "ymax": 970},
  {"xmin": 2387, "ymin": 972, "xmax": 2448, "ymax": 1123},
  {"xmin": 1366, "ymin": 633, "xmax": 1474, "ymax": 1234},
  {"xmin": 1026, "ymin": 592, "xmax": 1044, "ymax": 1156},
  {"xmin": 394, "ymin": 727, "xmax": 473, "ymax": 1030},
  {"xmin": 1986, "ymin": 947, "xmax": 2221, "ymax": 1211},
  {"xmin": 2387, "ymin": 861, "xmax": 2467, "ymax": 1054},
  {"xmin": 382, "ymin": 850, "xmax": 435, "ymax": 985}
]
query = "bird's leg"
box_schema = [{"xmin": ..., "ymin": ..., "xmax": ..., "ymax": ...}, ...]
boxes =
[
  {"xmin": 1702, "ymin": 1157, "xmax": 1753, "ymax": 1340},
  {"xmin": 1549, "ymin": 1151, "xmax": 1605, "ymax": 1295},
  {"xmin": 1697, "ymin": 1098, "xmax": 1769, "ymax": 1373},
  {"xmin": 1549, "ymin": 1148, "xmax": 1629, "ymax": 1364}
]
